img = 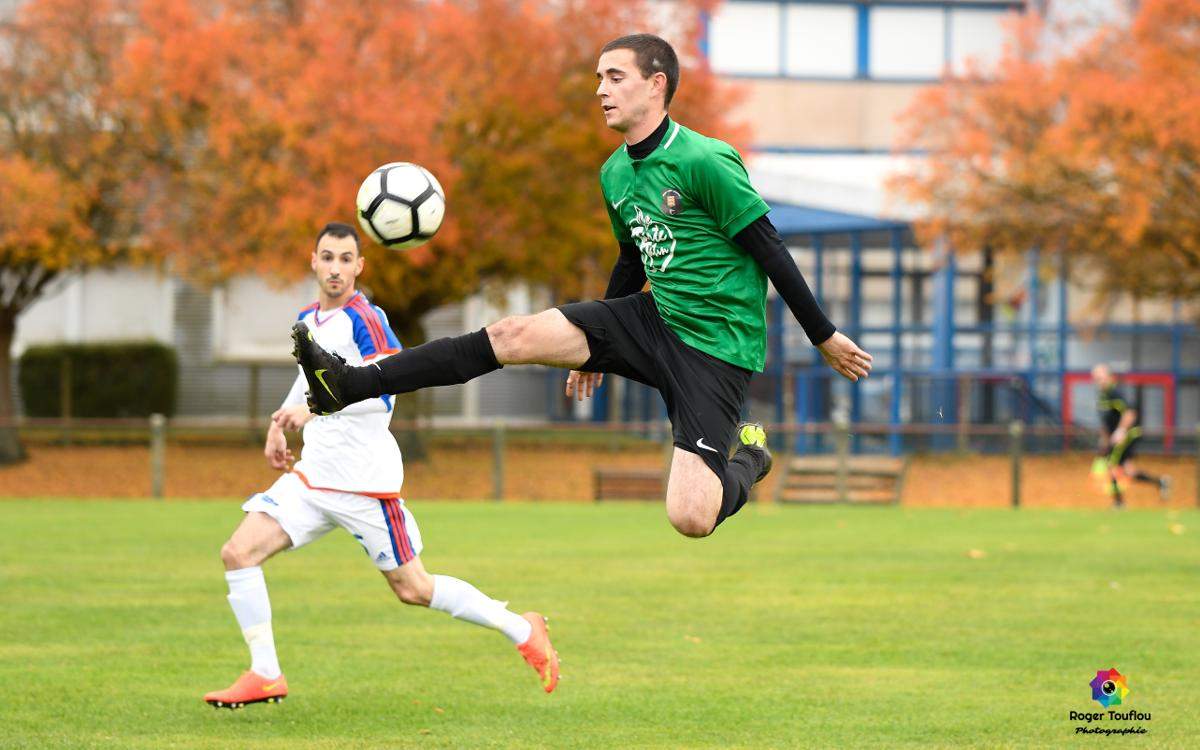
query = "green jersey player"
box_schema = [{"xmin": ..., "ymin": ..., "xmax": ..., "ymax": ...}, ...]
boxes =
[{"xmin": 292, "ymin": 34, "xmax": 872, "ymax": 538}]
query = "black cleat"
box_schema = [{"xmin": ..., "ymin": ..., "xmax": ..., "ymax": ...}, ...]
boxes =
[
  {"xmin": 736, "ymin": 422, "xmax": 773, "ymax": 483},
  {"xmin": 291, "ymin": 322, "xmax": 349, "ymax": 415}
]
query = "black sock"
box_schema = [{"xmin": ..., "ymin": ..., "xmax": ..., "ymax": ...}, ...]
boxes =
[
  {"xmin": 713, "ymin": 449, "xmax": 761, "ymax": 530},
  {"xmin": 1110, "ymin": 478, "xmax": 1124, "ymax": 505},
  {"xmin": 342, "ymin": 328, "xmax": 501, "ymax": 402},
  {"xmin": 1133, "ymin": 471, "xmax": 1160, "ymax": 485}
]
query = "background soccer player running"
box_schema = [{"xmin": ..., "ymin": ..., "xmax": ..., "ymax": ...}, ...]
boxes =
[
  {"xmin": 292, "ymin": 35, "xmax": 871, "ymax": 540},
  {"xmin": 1090, "ymin": 364, "xmax": 1170, "ymax": 509},
  {"xmin": 204, "ymin": 223, "xmax": 558, "ymax": 709}
]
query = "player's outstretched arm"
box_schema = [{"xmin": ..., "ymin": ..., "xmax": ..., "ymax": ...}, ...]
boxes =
[
  {"xmin": 734, "ymin": 215, "xmax": 834, "ymax": 342},
  {"xmin": 733, "ymin": 215, "xmax": 872, "ymax": 381}
]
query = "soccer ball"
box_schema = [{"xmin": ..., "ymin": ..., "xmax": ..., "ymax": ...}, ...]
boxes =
[{"xmin": 355, "ymin": 162, "xmax": 445, "ymax": 249}]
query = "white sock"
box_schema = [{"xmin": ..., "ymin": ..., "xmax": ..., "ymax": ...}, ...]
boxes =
[
  {"xmin": 225, "ymin": 566, "xmax": 281, "ymax": 679},
  {"xmin": 429, "ymin": 574, "xmax": 533, "ymax": 645}
]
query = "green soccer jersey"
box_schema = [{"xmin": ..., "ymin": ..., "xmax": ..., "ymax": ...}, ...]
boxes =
[{"xmin": 600, "ymin": 120, "xmax": 771, "ymax": 371}]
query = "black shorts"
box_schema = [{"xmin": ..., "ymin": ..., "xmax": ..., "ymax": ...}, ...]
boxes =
[
  {"xmin": 558, "ymin": 292, "xmax": 752, "ymax": 477},
  {"xmin": 1109, "ymin": 435, "xmax": 1140, "ymax": 465}
]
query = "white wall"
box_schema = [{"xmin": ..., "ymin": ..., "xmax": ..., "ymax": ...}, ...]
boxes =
[
  {"xmin": 212, "ymin": 276, "xmax": 316, "ymax": 363},
  {"xmin": 14, "ymin": 267, "xmax": 176, "ymax": 355}
]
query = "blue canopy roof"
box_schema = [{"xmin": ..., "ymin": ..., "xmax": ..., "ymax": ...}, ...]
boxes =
[{"xmin": 766, "ymin": 201, "xmax": 908, "ymax": 237}]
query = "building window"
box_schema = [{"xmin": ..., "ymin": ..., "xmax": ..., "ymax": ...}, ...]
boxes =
[
  {"xmin": 949, "ymin": 8, "xmax": 1008, "ymax": 76},
  {"xmin": 785, "ymin": 4, "xmax": 857, "ymax": 78},
  {"xmin": 706, "ymin": 1, "xmax": 1019, "ymax": 81},
  {"xmin": 870, "ymin": 7, "xmax": 947, "ymax": 79},
  {"xmin": 708, "ymin": 2, "xmax": 782, "ymax": 75}
]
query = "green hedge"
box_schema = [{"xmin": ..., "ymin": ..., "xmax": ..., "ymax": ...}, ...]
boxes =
[{"xmin": 19, "ymin": 342, "xmax": 178, "ymax": 418}]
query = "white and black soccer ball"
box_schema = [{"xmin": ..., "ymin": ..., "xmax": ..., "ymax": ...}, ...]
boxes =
[{"xmin": 355, "ymin": 162, "xmax": 445, "ymax": 249}]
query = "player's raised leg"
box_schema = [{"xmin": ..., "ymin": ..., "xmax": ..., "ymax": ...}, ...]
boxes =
[
  {"xmin": 204, "ymin": 511, "xmax": 292, "ymax": 708},
  {"xmin": 721, "ymin": 421, "xmax": 772, "ymax": 523},
  {"xmin": 664, "ymin": 450, "xmax": 723, "ymax": 537},
  {"xmin": 292, "ymin": 308, "xmax": 589, "ymax": 414},
  {"xmin": 381, "ymin": 556, "xmax": 560, "ymax": 693},
  {"xmin": 664, "ymin": 422, "xmax": 772, "ymax": 538}
]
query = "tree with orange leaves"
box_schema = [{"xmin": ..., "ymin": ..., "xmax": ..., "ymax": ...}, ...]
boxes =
[
  {"xmin": 0, "ymin": 0, "xmax": 744, "ymax": 459},
  {"xmin": 892, "ymin": 0, "xmax": 1200, "ymax": 304},
  {"xmin": 124, "ymin": 0, "xmax": 745, "ymax": 344},
  {"xmin": 0, "ymin": 0, "xmax": 147, "ymax": 462}
]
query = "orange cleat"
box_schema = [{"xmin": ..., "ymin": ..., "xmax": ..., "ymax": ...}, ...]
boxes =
[
  {"xmin": 516, "ymin": 612, "xmax": 559, "ymax": 694},
  {"xmin": 204, "ymin": 671, "xmax": 288, "ymax": 709}
]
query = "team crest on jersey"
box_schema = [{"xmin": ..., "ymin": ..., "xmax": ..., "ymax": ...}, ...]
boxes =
[
  {"xmin": 630, "ymin": 204, "xmax": 676, "ymax": 273},
  {"xmin": 661, "ymin": 188, "xmax": 683, "ymax": 216}
]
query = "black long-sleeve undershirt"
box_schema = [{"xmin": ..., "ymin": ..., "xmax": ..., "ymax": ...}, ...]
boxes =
[
  {"xmin": 733, "ymin": 214, "xmax": 836, "ymax": 346},
  {"xmin": 603, "ymin": 241, "xmax": 647, "ymax": 299}
]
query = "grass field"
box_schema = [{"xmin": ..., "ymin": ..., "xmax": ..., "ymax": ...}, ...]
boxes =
[{"xmin": 1, "ymin": 500, "xmax": 1197, "ymax": 749}]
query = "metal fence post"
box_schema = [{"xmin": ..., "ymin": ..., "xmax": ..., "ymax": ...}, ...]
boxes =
[
  {"xmin": 1009, "ymin": 420, "xmax": 1024, "ymax": 509},
  {"xmin": 150, "ymin": 413, "xmax": 167, "ymax": 500},
  {"xmin": 60, "ymin": 355, "xmax": 73, "ymax": 445},
  {"xmin": 835, "ymin": 417, "xmax": 850, "ymax": 503},
  {"xmin": 247, "ymin": 363, "xmax": 260, "ymax": 443},
  {"xmin": 957, "ymin": 375, "xmax": 970, "ymax": 453},
  {"xmin": 491, "ymin": 422, "xmax": 505, "ymax": 502}
]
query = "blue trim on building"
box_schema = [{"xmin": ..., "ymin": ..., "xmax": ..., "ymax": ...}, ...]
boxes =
[
  {"xmin": 856, "ymin": 3, "xmax": 870, "ymax": 79},
  {"xmin": 768, "ymin": 201, "xmax": 908, "ymax": 236},
  {"xmin": 722, "ymin": 73, "xmax": 939, "ymax": 83},
  {"xmin": 943, "ymin": 2, "xmax": 953, "ymax": 66},
  {"xmin": 889, "ymin": 228, "xmax": 905, "ymax": 455},
  {"xmin": 724, "ymin": 0, "xmax": 1022, "ymax": 9},
  {"xmin": 778, "ymin": 3, "xmax": 789, "ymax": 76},
  {"xmin": 752, "ymin": 145, "xmax": 928, "ymax": 155}
]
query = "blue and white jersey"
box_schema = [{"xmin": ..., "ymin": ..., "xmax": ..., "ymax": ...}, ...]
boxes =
[{"xmin": 283, "ymin": 291, "xmax": 405, "ymax": 496}]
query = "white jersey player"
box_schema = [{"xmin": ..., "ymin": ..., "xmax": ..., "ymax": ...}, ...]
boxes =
[{"xmin": 204, "ymin": 223, "xmax": 559, "ymax": 709}]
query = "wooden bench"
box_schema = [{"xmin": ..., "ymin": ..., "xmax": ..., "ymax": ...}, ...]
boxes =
[
  {"xmin": 593, "ymin": 469, "xmax": 664, "ymax": 501},
  {"xmin": 774, "ymin": 455, "xmax": 908, "ymax": 505}
]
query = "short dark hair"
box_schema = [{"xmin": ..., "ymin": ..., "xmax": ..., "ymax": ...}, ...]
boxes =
[
  {"xmin": 601, "ymin": 34, "xmax": 679, "ymax": 106},
  {"xmin": 315, "ymin": 222, "xmax": 360, "ymax": 252}
]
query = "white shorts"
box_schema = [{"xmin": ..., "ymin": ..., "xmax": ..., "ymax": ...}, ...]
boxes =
[{"xmin": 242, "ymin": 473, "xmax": 423, "ymax": 571}]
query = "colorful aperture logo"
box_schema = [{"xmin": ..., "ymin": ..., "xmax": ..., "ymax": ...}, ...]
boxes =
[{"xmin": 1090, "ymin": 668, "xmax": 1130, "ymax": 708}]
